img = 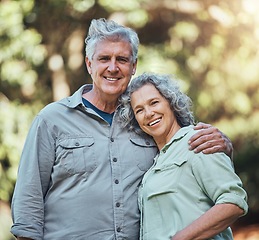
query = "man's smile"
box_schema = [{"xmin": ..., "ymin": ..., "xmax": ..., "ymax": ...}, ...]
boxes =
[{"xmin": 104, "ymin": 76, "xmax": 121, "ymax": 81}]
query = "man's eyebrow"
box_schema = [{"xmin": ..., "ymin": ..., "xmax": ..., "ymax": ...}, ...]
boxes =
[
  {"xmin": 97, "ymin": 54, "xmax": 110, "ymax": 58},
  {"xmin": 117, "ymin": 56, "xmax": 130, "ymax": 60}
]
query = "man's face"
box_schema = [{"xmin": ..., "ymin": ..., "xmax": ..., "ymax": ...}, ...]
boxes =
[{"xmin": 85, "ymin": 39, "xmax": 137, "ymax": 99}]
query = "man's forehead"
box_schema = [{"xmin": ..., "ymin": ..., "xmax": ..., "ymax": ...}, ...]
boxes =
[{"xmin": 94, "ymin": 40, "xmax": 132, "ymax": 56}]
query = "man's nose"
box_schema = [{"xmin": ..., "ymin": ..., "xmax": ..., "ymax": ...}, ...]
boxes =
[{"xmin": 108, "ymin": 60, "xmax": 118, "ymax": 72}]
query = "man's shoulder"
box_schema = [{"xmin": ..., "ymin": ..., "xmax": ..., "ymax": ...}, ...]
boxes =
[
  {"xmin": 39, "ymin": 85, "xmax": 88, "ymax": 114},
  {"xmin": 40, "ymin": 99, "xmax": 66, "ymax": 113}
]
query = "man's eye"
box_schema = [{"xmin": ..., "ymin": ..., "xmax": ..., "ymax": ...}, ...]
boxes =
[
  {"xmin": 151, "ymin": 100, "xmax": 158, "ymax": 105},
  {"xmin": 99, "ymin": 57, "xmax": 109, "ymax": 62},
  {"xmin": 118, "ymin": 58, "xmax": 128, "ymax": 63}
]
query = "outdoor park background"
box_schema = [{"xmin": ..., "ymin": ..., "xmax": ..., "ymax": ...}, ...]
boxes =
[{"xmin": 0, "ymin": 0, "xmax": 259, "ymax": 239}]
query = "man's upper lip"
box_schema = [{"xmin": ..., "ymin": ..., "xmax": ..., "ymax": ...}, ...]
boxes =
[{"xmin": 148, "ymin": 117, "xmax": 162, "ymax": 126}]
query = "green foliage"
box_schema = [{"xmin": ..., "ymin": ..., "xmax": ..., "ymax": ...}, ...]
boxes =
[{"xmin": 1, "ymin": 0, "xmax": 259, "ymax": 238}]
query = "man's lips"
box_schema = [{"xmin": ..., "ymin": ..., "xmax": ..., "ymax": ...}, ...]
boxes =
[
  {"xmin": 148, "ymin": 118, "xmax": 162, "ymax": 126},
  {"xmin": 105, "ymin": 77, "xmax": 121, "ymax": 81}
]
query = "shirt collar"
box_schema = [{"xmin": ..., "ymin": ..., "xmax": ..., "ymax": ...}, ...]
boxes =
[
  {"xmin": 161, "ymin": 125, "xmax": 194, "ymax": 152},
  {"xmin": 65, "ymin": 84, "xmax": 92, "ymax": 108}
]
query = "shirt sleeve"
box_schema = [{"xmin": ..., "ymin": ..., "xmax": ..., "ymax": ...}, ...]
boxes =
[
  {"xmin": 191, "ymin": 152, "xmax": 248, "ymax": 215},
  {"xmin": 11, "ymin": 115, "xmax": 55, "ymax": 239}
]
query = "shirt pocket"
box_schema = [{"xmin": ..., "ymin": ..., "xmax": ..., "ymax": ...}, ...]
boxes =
[
  {"xmin": 57, "ymin": 136, "xmax": 97, "ymax": 176},
  {"xmin": 130, "ymin": 137, "xmax": 157, "ymax": 172},
  {"xmin": 146, "ymin": 159, "xmax": 187, "ymax": 199}
]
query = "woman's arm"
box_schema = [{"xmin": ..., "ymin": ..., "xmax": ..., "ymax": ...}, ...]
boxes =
[
  {"xmin": 188, "ymin": 122, "xmax": 233, "ymax": 159},
  {"xmin": 170, "ymin": 151, "xmax": 248, "ymax": 240},
  {"xmin": 171, "ymin": 203, "xmax": 244, "ymax": 240}
]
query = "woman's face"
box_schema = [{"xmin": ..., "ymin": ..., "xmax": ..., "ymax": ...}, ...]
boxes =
[{"xmin": 130, "ymin": 83, "xmax": 180, "ymax": 149}]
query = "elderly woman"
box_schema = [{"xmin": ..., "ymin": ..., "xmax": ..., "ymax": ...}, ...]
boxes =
[{"xmin": 120, "ymin": 72, "xmax": 248, "ymax": 240}]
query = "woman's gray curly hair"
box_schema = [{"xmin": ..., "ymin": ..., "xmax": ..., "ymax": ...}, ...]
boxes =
[
  {"xmin": 119, "ymin": 72, "xmax": 196, "ymax": 134},
  {"xmin": 85, "ymin": 18, "xmax": 139, "ymax": 62}
]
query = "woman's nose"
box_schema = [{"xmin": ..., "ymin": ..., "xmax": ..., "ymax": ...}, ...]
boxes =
[{"xmin": 145, "ymin": 108, "xmax": 154, "ymax": 118}]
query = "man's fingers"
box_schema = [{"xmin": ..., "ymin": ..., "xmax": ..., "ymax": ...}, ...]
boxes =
[
  {"xmin": 191, "ymin": 141, "xmax": 224, "ymax": 154},
  {"xmin": 189, "ymin": 128, "xmax": 222, "ymax": 146},
  {"xmin": 194, "ymin": 122, "xmax": 212, "ymax": 130},
  {"xmin": 189, "ymin": 123, "xmax": 233, "ymax": 158},
  {"xmin": 202, "ymin": 145, "xmax": 222, "ymax": 154}
]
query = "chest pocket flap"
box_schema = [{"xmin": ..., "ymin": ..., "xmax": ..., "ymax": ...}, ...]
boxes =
[
  {"xmin": 57, "ymin": 136, "xmax": 96, "ymax": 176},
  {"xmin": 59, "ymin": 137, "xmax": 94, "ymax": 149},
  {"xmin": 153, "ymin": 159, "xmax": 187, "ymax": 171},
  {"xmin": 130, "ymin": 137, "xmax": 157, "ymax": 148}
]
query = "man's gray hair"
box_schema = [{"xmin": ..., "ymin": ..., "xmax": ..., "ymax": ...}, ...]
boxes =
[{"xmin": 85, "ymin": 18, "xmax": 139, "ymax": 62}]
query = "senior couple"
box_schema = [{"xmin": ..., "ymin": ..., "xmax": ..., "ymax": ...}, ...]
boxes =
[{"xmin": 11, "ymin": 18, "xmax": 247, "ymax": 240}]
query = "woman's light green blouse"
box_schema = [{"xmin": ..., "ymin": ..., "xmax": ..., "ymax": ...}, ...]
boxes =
[{"xmin": 138, "ymin": 125, "xmax": 248, "ymax": 240}]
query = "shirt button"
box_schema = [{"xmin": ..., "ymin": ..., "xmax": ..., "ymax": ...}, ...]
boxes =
[
  {"xmin": 113, "ymin": 158, "xmax": 117, "ymax": 162},
  {"xmin": 110, "ymin": 137, "xmax": 114, "ymax": 142},
  {"xmin": 115, "ymin": 179, "xmax": 119, "ymax": 184},
  {"xmin": 145, "ymin": 141, "xmax": 150, "ymax": 145},
  {"xmin": 116, "ymin": 202, "xmax": 120, "ymax": 207},
  {"xmin": 116, "ymin": 227, "xmax": 121, "ymax": 232},
  {"xmin": 75, "ymin": 142, "xmax": 80, "ymax": 146}
]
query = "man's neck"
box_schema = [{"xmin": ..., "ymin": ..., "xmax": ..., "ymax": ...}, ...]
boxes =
[{"xmin": 82, "ymin": 90, "xmax": 118, "ymax": 114}]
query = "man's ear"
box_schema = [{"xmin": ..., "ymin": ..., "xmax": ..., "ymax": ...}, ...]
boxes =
[
  {"xmin": 85, "ymin": 57, "xmax": 92, "ymax": 74},
  {"xmin": 132, "ymin": 59, "xmax": 138, "ymax": 75}
]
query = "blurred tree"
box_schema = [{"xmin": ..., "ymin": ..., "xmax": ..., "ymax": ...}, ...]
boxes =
[{"xmin": 0, "ymin": 0, "xmax": 259, "ymax": 238}]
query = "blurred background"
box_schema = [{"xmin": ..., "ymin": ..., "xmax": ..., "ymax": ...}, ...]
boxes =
[{"xmin": 0, "ymin": 0, "xmax": 259, "ymax": 239}]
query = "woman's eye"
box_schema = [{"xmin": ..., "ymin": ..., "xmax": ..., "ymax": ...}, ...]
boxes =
[{"xmin": 135, "ymin": 109, "xmax": 143, "ymax": 114}]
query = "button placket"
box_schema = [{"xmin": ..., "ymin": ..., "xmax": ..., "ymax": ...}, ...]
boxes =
[{"xmin": 109, "ymin": 134, "xmax": 124, "ymax": 238}]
